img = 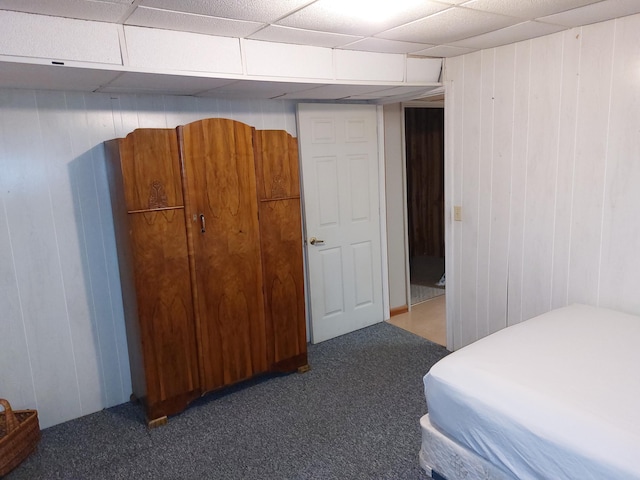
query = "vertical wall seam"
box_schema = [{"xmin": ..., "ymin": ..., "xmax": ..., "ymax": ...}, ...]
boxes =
[
  {"xmin": 104, "ymin": 94, "xmax": 128, "ymax": 399},
  {"xmin": 444, "ymin": 77, "xmax": 456, "ymax": 350},
  {"xmin": 96, "ymin": 97, "xmax": 127, "ymax": 402},
  {"xmin": 485, "ymin": 49, "xmax": 496, "ymax": 335},
  {"xmin": 134, "ymin": 95, "xmax": 143, "ymax": 129},
  {"xmin": 161, "ymin": 95, "xmax": 169, "ymax": 128},
  {"xmin": 566, "ymin": 28, "xmax": 583, "ymax": 305},
  {"xmin": 519, "ymin": 41, "xmax": 532, "ymax": 322},
  {"xmin": 506, "ymin": 45, "xmax": 517, "ymax": 327},
  {"xmin": 549, "ymin": 33, "xmax": 566, "ymax": 310},
  {"xmin": 596, "ymin": 20, "xmax": 617, "ymax": 306},
  {"xmin": 474, "ymin": 53, "xmax": 483, "ymax": 340},
  {"xmin": 75, "ymin": 94, "xmax": 110, "ymax": 409},
  {"xmin": 38, "ymin": 92, "xmax": 83, "ymax": 415},
  {"xmin": 0, "ymin": 90, "xmax": 39, "ymax": 409},
  {"xmin": 38, "ymin": 91, "xmax": 84, "ymax": 415},
  {"xmin": 259, "ymin": 100, "xmax": 266, "ymax": 131},
  {"xmin": 2, "ymin": 197, "xmax": 39, "ymax": 409},
  {"xmin": 112, "ymin": 96, "xmax": 124, "ymax": 137},
  {"xmin": 458, "ymin": 57, "xmax": 465, "ymax": 347}
]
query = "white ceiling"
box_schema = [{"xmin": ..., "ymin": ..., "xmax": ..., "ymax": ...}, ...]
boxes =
[
  {"xmin": 1, "ymin": 0, "xmax": 639, "ymax": 57},
  {"xmin": 1, "ymin": 0, "xmax": 639, "ymax": 101}
]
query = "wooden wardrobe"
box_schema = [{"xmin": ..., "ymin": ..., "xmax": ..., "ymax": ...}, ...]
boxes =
[{"xmin": 105, "ymin": 118, "xmax": 307, "ymax": 426}]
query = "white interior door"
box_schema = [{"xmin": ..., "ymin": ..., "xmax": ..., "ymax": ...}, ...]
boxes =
[{"xmin": 297, "ymin": 103, "xmax": 384, "ymax": 343}]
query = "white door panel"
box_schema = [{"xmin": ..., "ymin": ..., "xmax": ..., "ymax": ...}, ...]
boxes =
[{"xmin": 298, "ymin": 103, "xmax": 383, "ymax": 343}]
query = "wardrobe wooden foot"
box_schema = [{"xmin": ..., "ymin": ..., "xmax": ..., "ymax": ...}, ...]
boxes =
[
  {"xmin": 297, "ymin": 364, "xmax": 310, "ymax": 374},
  {"xmin": 147, "ymin": 416, "xmax": 168, "ymax": 429}
]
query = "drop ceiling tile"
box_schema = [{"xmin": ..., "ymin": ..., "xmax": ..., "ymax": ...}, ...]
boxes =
[
  {"xmin": 335, "ymin": 49, "xmax": 404, "ymax": 81},
  {"xmin": 460, "ymin": 0, "xmax": 601, "ymax": 21},
  {"xmin": 411, "ymin": 45, "xmax": 477, "ymax": 57},
  {"xmin": 450, "ymin": 21, "xmax": 566, "ymax": 49},
  {"xmin": 0, "ymin": 62, "xmax": 121, "ymax": 91},
  {"xmin": 406, "ymin": 57, "xmax": 442, "ymax": 82},
  {"xmin": 97, "ymin": 85, "xmax": 197, "ymax": 95},
  {"xmin": 125, "ymin": 6, "xmax": 262, "ymax": 37},
  {"xmin": 98, "ymin": 72, "xmax": 236, "ymax": 95},
  {"xmin": 244, "ymin": 39, "xmax": 333, "ymax": 78},
  {"xmin": 340, "ymin": 37, "xmax": 434, "ymax": 54},
  {"xmin": 139, "ymin": 0, "xmax": 314, "ymax": 23},
  {"xmin": 0, "ymin": 0, "xmax": 132, "ymax": 22},
  {"xmin": 277, "ymin": 83, "xmax": 395, "ymax": 100},
  {"xmin": 1, "ymin": 11, "xmax": 123, "ymax": 64},
  {"xmin": 539, "ymin": 0, "xmax": 640, "ymax": 28},
  {"xmin": 197, "ymin": 80, "xmax": 322, "ymax": 98},
  {"xmin": 412, "ymin": 92, "xmax": 445, "ymax": 104},
  {"xmin": 377, "ymin": 7, "xmax": 519, "ymax": 44},
  {"xmin": 248, "ymin": 25, "xmax": 361, "ymax": 48},
  {"xmin": 349, "ymin": 85, "xmax": 441, "ymax": 99},
  {"xmin": 276, "ymin": 0, "xmax": 448, "ymax": 36}
]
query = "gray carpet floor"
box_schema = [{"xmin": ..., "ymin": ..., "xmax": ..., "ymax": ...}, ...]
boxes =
[{"xmin": 6, "ymin": 322, "xmax": 449, "ymax": 480}]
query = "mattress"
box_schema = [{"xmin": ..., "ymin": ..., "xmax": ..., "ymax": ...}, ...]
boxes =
[{"xmin": 423, "ymin": 304, "xmax": 640, "ymax": 480}]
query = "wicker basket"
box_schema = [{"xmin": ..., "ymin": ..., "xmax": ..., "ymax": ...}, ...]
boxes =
[{"xmin": 0, "ymin": 399, "xmax": 41, "ymax": 476}]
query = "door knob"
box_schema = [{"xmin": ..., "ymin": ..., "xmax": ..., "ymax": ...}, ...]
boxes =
[{"xmin": 309, "ymin": 237, "xmax": 325, "ymax": 246}]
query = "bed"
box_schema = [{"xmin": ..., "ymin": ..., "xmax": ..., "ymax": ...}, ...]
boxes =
[{"xmin": 419, "ymin": 304, "xmax": 640, "ymax": 480}]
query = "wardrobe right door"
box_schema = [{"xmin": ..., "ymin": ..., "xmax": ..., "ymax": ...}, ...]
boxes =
[{"xmin": 254, "ymin": 130, "xmax": 308, "ymax": 371}]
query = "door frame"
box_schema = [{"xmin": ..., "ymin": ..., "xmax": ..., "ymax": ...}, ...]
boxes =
[
  {"xmin": 296, "ymin": 104, "xmax": 390, "ymax": 342},
  {"xmin": 377, "ymin": 105, "xmax": 391, "ymax": 322},
  {"xmin": 401, "ymin": 90, "xmax": 453, "ymax": 350}
]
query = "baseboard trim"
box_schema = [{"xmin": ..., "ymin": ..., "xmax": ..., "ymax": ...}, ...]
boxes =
[{"xmin": 390, "ymin": 305, "xmax": 409, "ymax": 317}]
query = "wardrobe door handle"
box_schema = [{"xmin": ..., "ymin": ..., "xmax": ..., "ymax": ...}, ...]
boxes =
[{"xmin": 200, "ymin": 214, "xmax": 206, "ymax": 233}]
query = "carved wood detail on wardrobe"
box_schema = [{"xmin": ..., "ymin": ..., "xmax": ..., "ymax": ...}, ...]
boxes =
[{"xmin": 105, "ymin": 119, "xmax": 307, "ymax": 426}]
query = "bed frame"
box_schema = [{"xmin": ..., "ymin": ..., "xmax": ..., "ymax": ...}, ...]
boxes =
[{"xmin": 419, "ymin": 414, "xmax": 515, "ymax": 480}]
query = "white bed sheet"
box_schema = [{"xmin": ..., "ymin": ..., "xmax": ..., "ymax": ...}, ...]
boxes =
[{"xmin": 424, "ymin": 304, "xmax": 640, "ymax": 480}]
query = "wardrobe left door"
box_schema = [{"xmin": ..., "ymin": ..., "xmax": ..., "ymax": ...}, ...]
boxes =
[
  {"xmin": 106, "ymin": 129, "xmax": 201, "ymax": 424},
  {"xmin": 179, "ymin": 118, "xmax": 268, "ymax": 393}
]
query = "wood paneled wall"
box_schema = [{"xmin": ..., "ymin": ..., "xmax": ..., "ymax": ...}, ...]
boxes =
[
  {"xmin": 0, "ymin": 90, "xmax": 297, "ymax": 428},
  {"xmin": 405, "ymin": 107, "xmax": 444, "ymax": 259},
  {"xmin": 445, "ymin": 13, "xmax": 640, "ymax": 349}
]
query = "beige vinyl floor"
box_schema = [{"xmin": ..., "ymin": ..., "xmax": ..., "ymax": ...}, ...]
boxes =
[{"xmin": 388, "ymin": 294, "xmax": 446, "ymax": 346}]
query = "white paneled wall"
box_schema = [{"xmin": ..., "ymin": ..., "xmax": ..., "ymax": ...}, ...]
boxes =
[
  {"xmin": 445, "ymin": 13, "xmax": 640, "ymax": 350},
  {"xmin": 382, "ymin": 103, "xmax": 408, "ymax": 310},
  {"xmin": 0, "ymin": 90, "xmax": 297, "ymax": 428}
]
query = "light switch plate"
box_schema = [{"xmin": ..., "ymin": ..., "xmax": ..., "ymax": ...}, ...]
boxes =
[{"xmin": 454, "ymin": 205, "xmax": 462, "ymax": 221}]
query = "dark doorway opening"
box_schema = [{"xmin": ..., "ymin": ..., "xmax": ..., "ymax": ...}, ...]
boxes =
[{"xmin": 405, "ymin": 107, "xmax": 445, "ymax": 306}]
